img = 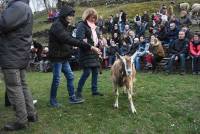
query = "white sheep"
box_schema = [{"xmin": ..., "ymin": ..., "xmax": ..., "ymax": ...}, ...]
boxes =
[
  {"xmin": 191, "ymin": 5, "xmax": 200, "ymax": 17},
  {"xmin": 180, "ymin": 3, "xmax": 190, "ymax": 11},
  {"xmin": 192, "ymin": 3, "xmax": 200, "ymax": 9}
]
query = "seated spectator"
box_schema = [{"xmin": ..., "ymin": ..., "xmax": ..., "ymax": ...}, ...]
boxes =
[
  {"xmin": 169, "ymin": 15, "xmax": 180, "ymax": 29},
  {"xmin": 127, "ymin": 30, "xmax": 135, "ymax": 46},
  {"xmin": 112, "ymin": 32, "xmax": 122, "ymax": 48},
  {"xmin": 39, "ymin": 47, "xmax": 49, "ymax": 72},
  {"xmin": 108, "ymin": 40, "xmax": 120, "ymax": 67},
  {"xmin": 123, "ymin": 24, "xmax": 131, "ymax": 36},
  {"xmin": 98, "ymin": 34, "xmax": 109, "ymax": 67},
  {"xmin": 157, "ymin": 24, "xmax": 168, "ymax": 45},
  {"xmin": 189, "ymin": 33, "xmax": 200, "ymax": 75},
  {"xmin": 181, "ymin": 25, "xmax": 193, "ymax": 40},
  {"xmin": 112, "ymin": 24, "xmax": 120, "ymax": 38},
  {"xmin": 167, "ymin": 22, "xmax": 179, "ymax": 47},
  {"xmin": 179, "ymin": 10, "xmax": 192, "ymax": 27},
  {"xmin": 148, "ymin": 35, "xmax": 165, "ymax": 71},
  {"xmin": 129, "ymin": 38, "xmax": 140, "ymax": 57},
  {"xmin": 120, "ymin": 39, "xmax": 130, "ymax": 56},
  {"xmin": 135, "ymin": 36, "xmax": 150, "ymax": 71},
  {"xmin": 166, "ymin": 31, "xmax": 188, "ymax": 75}
]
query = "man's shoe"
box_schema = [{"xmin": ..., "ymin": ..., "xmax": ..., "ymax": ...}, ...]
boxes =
[
  {"xmin": 4, "ymin": 122, "xmax": 28, "ymax": 131},
  {"xmin": 76, "ymin": 92, "xmax": 83, "ymax": 100},
  {"xmin": 92, "ymin": 92, "xmax": 104, "ymax": 96},
  {"xmin": 50, "ymin": 98, "xmax": 60, "ymax": 108},
  {"xmin": 69, "ymin": 96, "xmax": 84, "ymax": 104},
  {"xmin": 27, "ymin": 114, "xmax": 38, "ymax": 122}
]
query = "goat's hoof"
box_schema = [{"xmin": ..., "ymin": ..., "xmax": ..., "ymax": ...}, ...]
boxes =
[
  {"xmin": 113, "ymin": 104, "xmax": 118, "ymax": 109},
  {"xmin": 131, "ymin": 109, "xmax": 137, "ymax": 114}
]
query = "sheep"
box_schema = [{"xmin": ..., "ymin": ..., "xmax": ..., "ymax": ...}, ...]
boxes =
[
  {"xmin": 192, "ymin": 3, "xmax": 200, "ymax": 9},
  {"xmin": 180, "ymin": 2, "xmax": 190, "ymax": 11}
]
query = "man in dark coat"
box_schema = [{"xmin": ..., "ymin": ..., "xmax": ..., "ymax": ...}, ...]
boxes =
[
  {"xmin": 0, "ymin": 0, "xmax": 37, "ymax": 131},
  {"xmin": 48, "ymin": 6, "xmax": 101, "ymax": 107}
]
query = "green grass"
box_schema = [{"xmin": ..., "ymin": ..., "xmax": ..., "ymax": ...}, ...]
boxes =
[{"xmin": 0, "ymin": 70, "xmax": 200, "ymax": 134}]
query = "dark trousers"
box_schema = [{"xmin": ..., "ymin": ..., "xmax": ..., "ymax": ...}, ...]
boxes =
[
  {"xmin": 152, "ymin": 56, "xmax": 163, "ymax": 70},
  {"xmin": 2, "ymin": 69, "xmax": 36, "ymax": 124},
  {"xmin": 5, "ymin": 91, "xmax": 11, "ymax": 106},
  {"xmin": 192, "ymin": 56, "xmax": 200, "ymax": 73}
]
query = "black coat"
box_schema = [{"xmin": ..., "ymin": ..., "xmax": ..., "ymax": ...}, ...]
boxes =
[
  {"xmin": 48, "ymin": 18, "xmax": 91, "ymax": 62},
  {"xmin": 0, "ymin": 0, "xmax": 33, "ymax": 69},
  {"xmin": 76, "ymin": 21, "xmax": 100, "ymax": 68}
]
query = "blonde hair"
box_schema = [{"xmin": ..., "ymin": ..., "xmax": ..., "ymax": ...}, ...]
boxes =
[{"xmin": 82, "ymin": 8, "xmax": 98, "ymax": 21}]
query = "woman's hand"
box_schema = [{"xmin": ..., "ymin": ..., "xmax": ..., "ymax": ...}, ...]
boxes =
[{"xmin": 91, "ymin": 46, "xmax": 102, "ymax": 55}]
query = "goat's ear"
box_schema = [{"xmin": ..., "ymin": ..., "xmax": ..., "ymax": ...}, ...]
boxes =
[{"xmin": 115, "ymin": 53, "xmax": 122, "ymax": 60}]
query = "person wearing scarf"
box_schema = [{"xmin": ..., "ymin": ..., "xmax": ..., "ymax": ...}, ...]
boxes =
[{"xmin": 76, "ymin": 8, "xmax": 104, "ymax": 100}]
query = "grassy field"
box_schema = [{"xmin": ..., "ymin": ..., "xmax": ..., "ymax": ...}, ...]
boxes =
[{"xmin": 0, "ymin": 70, "xmax": 199, "ymax": 134}]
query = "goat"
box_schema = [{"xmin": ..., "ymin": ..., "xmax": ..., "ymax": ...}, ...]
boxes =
[{"xmin": 111, "ymin": 53, "xmax": 137, "ymax": 114}]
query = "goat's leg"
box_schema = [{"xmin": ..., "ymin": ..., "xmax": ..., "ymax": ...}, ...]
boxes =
[
  {"xmin": 128, "ymin": 89, "xmax": 136, "ymax": 114},
  {"xmin": 113, "ymin": 86, "xmax": 119, "ymax": 108}
]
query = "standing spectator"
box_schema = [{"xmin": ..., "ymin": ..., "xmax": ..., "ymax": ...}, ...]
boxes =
[
  {"xmin": 119, "ymin": 10, "xmax": 127, "ymax": 33},
  {"xmin": 135, "ymin": 21, "xmax": 145, "ymax": 37},
  {"xmin": 107, "ymin": 15, "xmax": 114, "ymax": 33},
  {"xmin": 97, "ymin": 15, "xmax": 105, "ymax": 34},
  {"xmin": 166, "ymin": 31, "xmax": 188, "ymax": 75},
  {"xmin": 39, "ymin": 47, "xmax": 49, "ymax": 72},
  {"xmin": 135, "ymin": 36, "xmax": 150, "ymax": 71},
  {"xmin": 141, "ymin": 11, "xmax": 150, "ymax": 30},
  {"xmin": 189, "ymin": 33, "xmax": 200, "ymax": 75},
  {"xmin": 113, "ymin": 13, "xmax": 119, "ymax": 26},
  {"xmin": 48, "ymin": 6, "xmax": 101, "ymax": 107},
  {"xmin": 76, "ymin": 8, "xmax": 104, "ymax": 99},
  {"xmin": 0, "ymin": 0, "xmax": 37, "ymax": 131}
]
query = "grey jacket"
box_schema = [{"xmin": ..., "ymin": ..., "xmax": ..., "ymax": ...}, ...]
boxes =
[{"xmin": 0, "ymin": 0, "xmax": 33, "ymax": 69}]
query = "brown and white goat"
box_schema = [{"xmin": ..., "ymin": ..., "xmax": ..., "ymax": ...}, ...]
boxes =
[{"xmin": 111, "ymin": 53, "xmax": 137, "ymax": 114}]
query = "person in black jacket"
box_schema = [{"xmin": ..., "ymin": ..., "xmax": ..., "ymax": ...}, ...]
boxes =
[
  {"xmin": 76, "ymin": 8, "xmax": 104, "ymax": 99},
  {"xmin": 166, "ymin": 31, "xmax": 188, "ymax": 75},
  {"xmin": 48, "ymin": 6, "xmax": 101, "ymax": 107},
  {"xmin": 0, "ymin": 0, "xmax": 37, "ymax": 131}
]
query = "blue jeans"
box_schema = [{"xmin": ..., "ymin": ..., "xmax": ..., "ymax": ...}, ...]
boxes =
[
  {"xmin": 109, "ymin": 55, "xmax": 116, "ymax": 66},
  {"xmin": 192, "ymin": 56, "xmax": 200, "ymax": 73},
  {"xmin": 167, "ymin": 54, "xmax": 186, "ymax": 73},
  {"xmin": 135, "ymin": 56, "xmax": 141, "ymax": 71},
  {"xmin": 77, "ymin": 67, "xmax": 99, "ymax": 94},
  {"xmin": 119, "ymin": 21, "xmax": 125, "ymax": 33},
  {"xmin": 50, "ymin": 62, "xmax": 75, "ymax": 100}
]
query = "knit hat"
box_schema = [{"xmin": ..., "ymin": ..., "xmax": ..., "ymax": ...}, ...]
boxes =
[{"xmin": 59, "ymin": 6, "xmax": 75, "ymax": 18}]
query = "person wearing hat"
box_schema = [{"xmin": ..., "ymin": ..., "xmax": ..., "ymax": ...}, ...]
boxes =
[
  {"xmin": 0, "ymin": 0, "xmax": 37, "ymax": 131},
  {"xmin": 48, "ymin": 6, "xmax": 101, "ymax": 107}
]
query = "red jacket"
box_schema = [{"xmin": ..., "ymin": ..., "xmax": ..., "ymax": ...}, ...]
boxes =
[{"xmin": 189, "ymin": 39, "xmax": 200, "ymax": 56}]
